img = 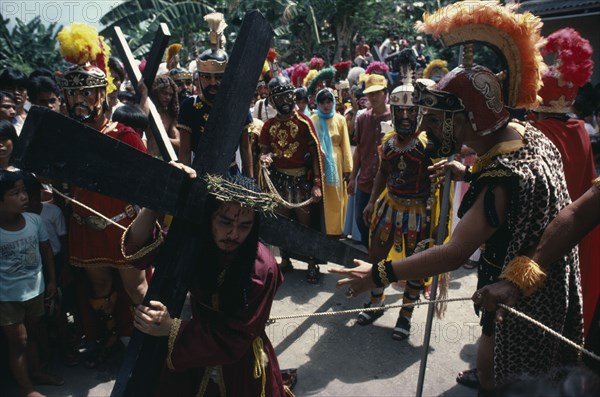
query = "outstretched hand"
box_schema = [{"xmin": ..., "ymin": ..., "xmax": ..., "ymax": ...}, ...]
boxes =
[
  {"xmin": 329, "ymin": 259, "xmax": 376, "ymax": 298},
  {"xmin": 472, "ymin": 280, "xmax": 521, "ymax": 323}
]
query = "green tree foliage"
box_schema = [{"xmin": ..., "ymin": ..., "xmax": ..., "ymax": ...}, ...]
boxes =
[{"xmin": 0, "ymin": 16, "xmax": 67, "ymax": 75}]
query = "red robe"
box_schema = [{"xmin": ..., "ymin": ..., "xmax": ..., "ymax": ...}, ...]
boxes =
[{"xmin": 534, "ymin": 117, "xmax": 600, "ymax": 334}]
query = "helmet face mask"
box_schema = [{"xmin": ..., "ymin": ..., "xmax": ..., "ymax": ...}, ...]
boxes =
[{"xmin": 268, "ymin": 76, "xmax": 295, "ymax": 116}]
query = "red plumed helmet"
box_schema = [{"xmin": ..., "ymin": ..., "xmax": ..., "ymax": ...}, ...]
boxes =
[{"xmin": 537, "ymin": 28, "xmax": 594, "ymax": 113}]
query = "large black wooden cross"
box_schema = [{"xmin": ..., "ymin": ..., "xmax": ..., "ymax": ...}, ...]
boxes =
[{"xmin": 13, "ymin": 11, "xmax": 368, "ymax": 397}]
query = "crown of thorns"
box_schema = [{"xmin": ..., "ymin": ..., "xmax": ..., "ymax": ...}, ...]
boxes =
[{"xmin": 205, "ymin": 174, "xmax": 277, "ymax": 214}]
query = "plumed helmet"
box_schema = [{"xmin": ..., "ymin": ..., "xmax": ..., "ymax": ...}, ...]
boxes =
[
  {"xmin": 197, "ymin": 13, "xmax": 228, "ymax": 74},
  {"xmin": 414, "ymin": 65, "xmax": 509, "ymax": 136},
  {"xmin": 536, "ymin": 28, "xmax": 594, "ymax": 113},
  {"xmin": 57, "ymin": 23, "xmax": 115, "ymax": 92}
]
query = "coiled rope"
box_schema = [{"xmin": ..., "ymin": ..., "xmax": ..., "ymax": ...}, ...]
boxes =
[{"xmin": 258, "ymin": 164, "xmax": 314, "ymax": 209}]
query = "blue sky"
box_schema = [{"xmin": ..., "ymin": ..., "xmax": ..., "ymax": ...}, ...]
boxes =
[{"xmin": 3, "ymin": 0, "xmax": 126, "ymax": 30}]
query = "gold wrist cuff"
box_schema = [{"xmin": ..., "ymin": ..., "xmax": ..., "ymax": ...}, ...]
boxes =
[
  {"xmin": 378, "ymin": 259, "xmax": 391, "ymax": 288},
  {"xmin": 120, "ymin": 220, "xmax": 164, "ymax": 262},
  {"xmin": 500, "ymin": 256, "xmax": 547, "ymax": 296},
  {"xmin": 166, "ymin": 318, "xmax": 182, "ymax": 370}
]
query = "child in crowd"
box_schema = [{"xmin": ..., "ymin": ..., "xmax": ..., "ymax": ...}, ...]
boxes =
[
  {"xmin": 0, "ymin": 170, "xmax": 62, "ymax": 397},
  {"xmin": 24, "ymin": 173, "xmax": 79, "ymax": 367},
  {"xmin": 0, "ymin": 119, "xmax": 18, "ymax": 171}
]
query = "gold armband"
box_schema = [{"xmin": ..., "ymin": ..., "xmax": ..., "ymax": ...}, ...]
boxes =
[
  {"xmin": 120, "ymin": 220, "xmax": 164, "ymax": 262},
  {"xmin": 166, "ymin": 318, "xmax": 182, "ymax": 370},
  {"xmin": 500, "ymin": 256, "xmax": 547, "ymax": 296},
  {"xmin": 592, "ymin": 176, "xmax": 600, "ymax": 190}
]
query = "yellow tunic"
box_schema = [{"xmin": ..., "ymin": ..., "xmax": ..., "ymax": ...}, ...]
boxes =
[{"xmin": 311, "ymin": 113, "xmax": 353, "ymax": 235}]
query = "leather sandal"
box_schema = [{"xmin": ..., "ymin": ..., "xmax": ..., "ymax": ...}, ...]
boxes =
[
  {"xmin": 456, "ymin": 368, "xmax": 480, "ymax": 389},
  {"xmin": 392, "ymin": 316, "xmax": 411, "ymax": 341},
  {"xmin": 356, "ymin": 299, "xmax": 385, "ymax": 325}
]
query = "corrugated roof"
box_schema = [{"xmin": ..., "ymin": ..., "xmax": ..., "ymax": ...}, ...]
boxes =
[{"xmin": 518, "ymin": 0, "xmax": 600, "ymax": 16}]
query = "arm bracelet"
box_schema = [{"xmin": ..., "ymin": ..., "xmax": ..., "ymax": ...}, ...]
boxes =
[
  {"xmin": 371, "ymin": 259, "xmax": 398, "ymax": 288},
  {"xmin": 500, "ymin": 256, "xmax": 547, "ymax": 297}
]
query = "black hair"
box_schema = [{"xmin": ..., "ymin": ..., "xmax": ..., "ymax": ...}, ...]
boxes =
[
  {"xmin": 316, "ymin": 89, "xmax": 335, "ymax": 104},
  {"xmin": 112, "ymin": 105, "xmax": 149, "ymax": 130},
  {"xmin": 0, "ymin": 91, "xmax": 16, "ymax": 103},
  {"xmin": 295, "ymin": 87, "xmax": 308, "ymax": 101},
  {"xmin": 0, "ymin": 169, "xmax": 24, "ymax": 200},
  {"xmin": 0, "ymin": 68, "xmax": 30, "ymax": 90},
  {"xmin": 22, "ymin": 172, "xmax": 42, "ymax": 197},
  {"xmin": 29, "ymin": 76, "xmax": 61, "ymax": 101},
  {"xmin": 117, "ymin": 90, "xmax": 137, "ymax": 104},
  {"xmin": 194, "ymin": 174, "xmax": 261, "ymax": 314},
  {"xmin": 0, "ymin": 119, "xmax": 17, "ymax": 143},
  {"xmin": 28, "ymin": 68, "xmax": 56, "ymax": 82},
  {"xmin": 108, "ymin": 57, "xmax": 126, "ymax": 84}
]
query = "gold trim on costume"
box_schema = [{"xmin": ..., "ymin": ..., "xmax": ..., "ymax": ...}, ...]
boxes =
[
  {"xmin": 592, "ymin": 177, "xmax": 600, "ymax": 190},
  {"xmin": 473, "ymin": 139, "xmax": 524, "ymax": 173},
  {"xmin": 274, "ymin": 167, "xmax": 307, "ymax": 177},
  {"xmin": 177, "ymin": 124, "xmax": 192, "ymax": 134},
  {"xmin": 252, "ymin": 336, "xmax": 267, "ymax": 397},
  {"xmin": 120, "ymin": 220, "xmax": 165, "ymax": 262},
  {"xmin": 166, "ymin": 318, "xmax": 182, "ymax": 370}
]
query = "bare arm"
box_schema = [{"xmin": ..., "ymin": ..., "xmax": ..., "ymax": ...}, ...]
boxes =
[
  {"xmin": 532, "ymin": 184, "xmax": 600, "ymax": 270},
  {"xmin": 178, "ymin": 129, "xmax": 192, "ymax": 166},
  {"xmin": 168, "ymin": 123, "xmax": 180, "ymax": 152},
  {"xmin": 40, "ymin": 240, "xmax": 57, "ymax": 299}
]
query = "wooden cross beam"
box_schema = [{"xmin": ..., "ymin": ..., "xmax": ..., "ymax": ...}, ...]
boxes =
[{"xmin": 111, "ymin": 24, "xmax": 178, "ymax": 162}]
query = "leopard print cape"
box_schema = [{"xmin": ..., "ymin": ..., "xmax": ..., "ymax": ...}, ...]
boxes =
[{"xmin": 460, "ymin": 121, "xmax": 583, "ymax": 384}]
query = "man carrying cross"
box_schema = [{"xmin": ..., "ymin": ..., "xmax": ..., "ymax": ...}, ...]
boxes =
[
  {"xmin": 56, "ymin": 23, "xmax": 149, "ymax": 368},
  {"xmin": 123, "ymin": 171, "xmax": 287, "ymax": 396}
]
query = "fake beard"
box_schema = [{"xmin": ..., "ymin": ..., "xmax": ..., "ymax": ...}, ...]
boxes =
[
  {"xmin": 201, "ymin": 84, "xmax": 219, "ymax": 103},
  {"xmin": 394, "ymin": 115, "xmax": 418, "ymax": 141},
  {"xmin": 275, "ymin": 102, "xmax": 294, "ymax": 116},
  {"xmin": 69, "ymin": 102, "xmax": 99, "ymax": 123}
]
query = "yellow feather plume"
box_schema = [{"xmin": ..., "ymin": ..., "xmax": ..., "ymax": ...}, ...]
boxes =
[
  {"xmin": 416, "ymin": 1, "xmax": 545, "ymax": 109},
  {"xmin": 57, "ymin": 23, "xmax": 116, "ymax": 93}
]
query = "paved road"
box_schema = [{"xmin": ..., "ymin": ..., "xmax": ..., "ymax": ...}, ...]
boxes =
[{"xmin": 2, "ymin": 256, "xmax": 480, "ymax": 397}]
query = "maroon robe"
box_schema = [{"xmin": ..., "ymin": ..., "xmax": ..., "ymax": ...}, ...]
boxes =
[{"xmin": 157, "ymin": 243, "xmax": 286, "ymax": 396}]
